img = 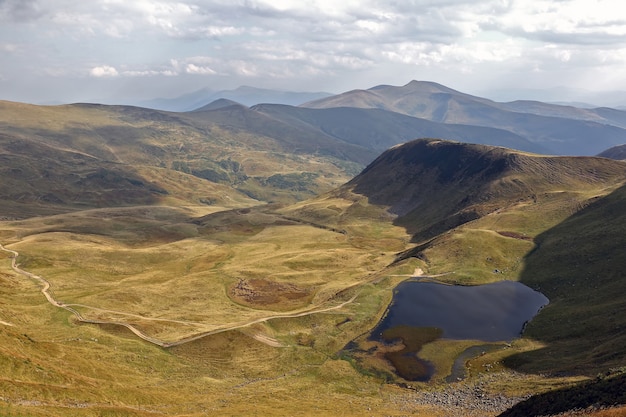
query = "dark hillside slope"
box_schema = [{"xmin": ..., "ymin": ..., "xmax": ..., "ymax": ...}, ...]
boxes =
[
  {"xmin": 504, "ymin": 182, "xmax": 626, "ymax": 375},
  {"xmin": 180, "ymin": 104, "xmax": 377, "ymax": 165},
  {"xmin": 598, "ymin": 143, "xmax": 626, "ymax": 160},
  {"xmin": 252, "ymin": 104, "xmax": 545, "ymax": 154},
  {"xmin": 345, "ymin": 138, "xmax": 626, "ymax": 242},
  {"xmin": 0, "ymin": 132, "xmax": 167, "ymax": 217}
]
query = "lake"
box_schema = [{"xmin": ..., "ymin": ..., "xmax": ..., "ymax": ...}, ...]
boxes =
[
  {"xmin": 373, "ymin": 280, "xmax": 549, "ymax": 342},
  {"xmin": 368, "ymin": 280, "xmax": 549, "ymax": 381}
]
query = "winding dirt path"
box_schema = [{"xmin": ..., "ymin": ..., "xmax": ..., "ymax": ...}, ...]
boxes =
[{"xmin": 0, "ymin": 243, "xmax": 357, "ymax": 348}]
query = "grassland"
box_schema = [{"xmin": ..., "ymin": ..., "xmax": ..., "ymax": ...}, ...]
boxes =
[{"xmin": 0, "ymin": 196, "xmax": 429, "ymax": 416}]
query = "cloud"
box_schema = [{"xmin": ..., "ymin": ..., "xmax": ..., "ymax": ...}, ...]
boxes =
[
  {"xmin": 185, "ymin": 63, "xmax": 217, "ymax": 75},
  {"xmin": 483, "ymin": 0, "xmax": 626, "ymax": 45},
  {"xmin": 90, "ymin": 65, "xmax": 119, "ymax": 77},
  {"xmin": 0, "ymin": 42, "xmax": 18, "ymax": 52},
  {"xmin": 3, "ymin": 0, "xmax": 626, "ymax": 103},
  {"xmin": 0, "ymin": 0, "xmax": 44, "ymax": 22}
]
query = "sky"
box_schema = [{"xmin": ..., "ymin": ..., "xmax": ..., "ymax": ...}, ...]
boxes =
[{"xmin": 1, "ymin": 0, "xmax": 626, "ymax": 105}]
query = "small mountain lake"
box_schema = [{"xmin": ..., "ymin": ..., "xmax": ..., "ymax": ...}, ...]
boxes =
[{"xmin": 362, "ymin": 280, "xmax": 549, "ymax": 381}]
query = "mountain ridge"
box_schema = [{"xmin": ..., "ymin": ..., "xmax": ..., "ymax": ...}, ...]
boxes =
[
  {"xmin": 345, "ymin": 138, "xmax": 626, "ymax": 242},
  {"xmin": 139, "ymin": 85, "xmax": 333, "ymax": 112},
  {"xmin": 302, "ymin": 80, "xmax": 626, "ymax": 155}
]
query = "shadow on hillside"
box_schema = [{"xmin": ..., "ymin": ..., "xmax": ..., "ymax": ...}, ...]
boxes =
[
  {"xmin": 503, "ymin": 183, "xmax": 626, "ymax": 377},
  {"xmin": 497, "ymin": 373, "xmax": 626, "ymax": 417}
]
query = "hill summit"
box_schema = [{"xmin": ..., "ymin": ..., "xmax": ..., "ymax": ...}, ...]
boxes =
[{"xmin": 344, "ymin": 138, "xmax": 626, "ymax": 242}]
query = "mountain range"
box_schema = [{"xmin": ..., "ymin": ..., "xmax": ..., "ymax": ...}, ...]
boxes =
[
  {"xmin": 302, "ymin": 80, "xmax": 626, "ymax": 155},
  {"xmin": 148, "ymin": 80, "xmax": 626, "ymax": 157},
  {"xmin": 138, "ymin": 85, "xmax": 333, "ymax": 112}
]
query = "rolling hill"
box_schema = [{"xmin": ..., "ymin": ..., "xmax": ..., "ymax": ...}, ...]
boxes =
[{"xmin": 0, "ymin": 99, "xmax": 372, "ymax": 217}]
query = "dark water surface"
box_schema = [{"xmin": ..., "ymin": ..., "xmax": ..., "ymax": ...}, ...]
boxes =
[
  {"xmin": 373, "ymin": 280, "xmax": 549, "ymax": 342},
  {"xmin": 364, "ymin": 280, "xmax": 548, "ymax": 381}
]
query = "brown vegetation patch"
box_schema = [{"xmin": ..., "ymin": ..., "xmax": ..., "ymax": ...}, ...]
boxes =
[{"xmin": 229, "ymin": 278, "xmax": 313, "ymax": 310}]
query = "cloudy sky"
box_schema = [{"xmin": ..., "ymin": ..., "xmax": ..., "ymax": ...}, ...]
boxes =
[{"xmin": 1, "ymin": 0, "xmax": 626, "ymax": 105}]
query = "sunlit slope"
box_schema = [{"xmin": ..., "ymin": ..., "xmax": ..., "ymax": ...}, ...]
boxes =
[{"xmin": 0, "ymin": 192, "xmax": 418, "ymax": 416}]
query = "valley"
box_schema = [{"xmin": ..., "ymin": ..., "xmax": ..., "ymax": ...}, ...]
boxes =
[{"xmin": 1, "ymin": 82, "xmax": 625, "ymax": 416}]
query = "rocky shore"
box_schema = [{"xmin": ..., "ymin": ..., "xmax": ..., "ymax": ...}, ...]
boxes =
[{"xmin": 390, "ymin": 373, "xmax": 530, "ymax": 416}]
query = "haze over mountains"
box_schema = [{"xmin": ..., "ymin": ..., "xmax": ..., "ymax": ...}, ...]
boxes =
[
  {"xmin": 138, "ymin": 85, "xmax": 333, "ymax": 112},
  {"xmin": 147, "ymin": 80, "xmax": 626, "ymax": 156},
  {"xmin": 302, "ymin": 81, "xmax": 626, "ymax": 156}
]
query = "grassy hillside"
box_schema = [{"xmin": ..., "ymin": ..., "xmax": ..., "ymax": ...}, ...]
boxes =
[
  {"xmin": 0, "ymin": 100, "xmax": 366, "ymax": 215},
  {"xmin": 0, "ymin": 197, "xmax": 429, "ymax": 417},
  {"xmin": 504, "ymin": 183, "xmax": 626, "ymax": 375}
]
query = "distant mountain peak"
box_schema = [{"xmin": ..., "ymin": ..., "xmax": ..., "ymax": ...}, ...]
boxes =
[
  {"xmin": 598, "ymin": 143, "xmax": 626, "ymax": 160},
  {"xmin": 191, "ymin": 98, "xmax": 246, "ymax": 112}
]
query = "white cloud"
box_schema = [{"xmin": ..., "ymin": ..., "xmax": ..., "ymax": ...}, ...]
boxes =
[
  {"xmin": 90, "ymin": 65, "xmax": 119, "ymax": 77},
  {"xmin": 185, "ymin": 63, "xmax": 217, "ymax": 75}
]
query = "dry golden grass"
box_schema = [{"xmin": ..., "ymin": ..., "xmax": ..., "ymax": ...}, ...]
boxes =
[{"xmin": 0, "ymin": 198, "xmax": 438, "ymax": 416}]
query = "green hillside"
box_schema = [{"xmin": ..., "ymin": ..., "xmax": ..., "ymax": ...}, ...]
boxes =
[{"xmin": 506, "ymin": 182, "xmax": 626, "ymax": 375}]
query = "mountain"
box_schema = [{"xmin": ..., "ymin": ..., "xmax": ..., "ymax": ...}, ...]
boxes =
[
  {"xmin": 343, "ymin": 138, "xmax": 626, "ymax": 243},
  {"xmin": 139, "ymin": 86, "xmax": 333, "ymax": 111},
  {"xmin": 303, "ymin": 80, "xmax": 626, "ymax": 155},
  {"xmin": 598, "ymin": 143, "xmax": 626, "ymax": 160},
  {"xmin": 180, "ymin": 102, "xmax": 378, "ymax": 164}
]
